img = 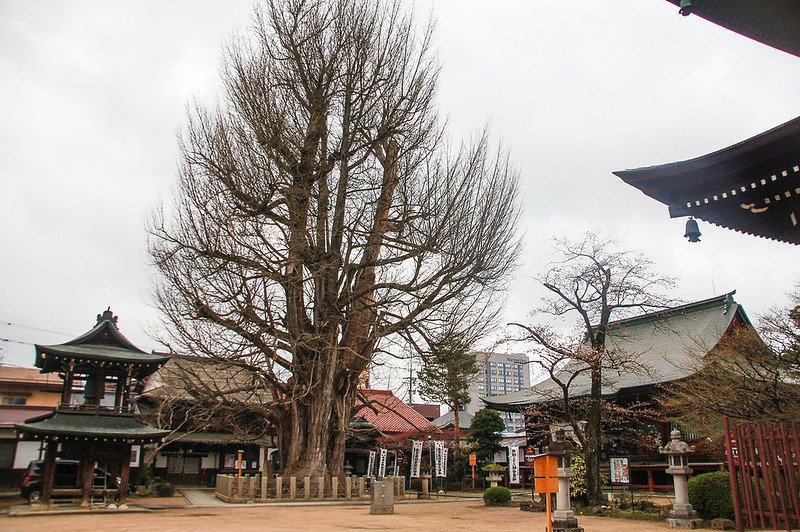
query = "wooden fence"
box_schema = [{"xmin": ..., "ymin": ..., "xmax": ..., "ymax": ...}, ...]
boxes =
[
  {"xmin": 723, "ymin": 417, "xmax": 800, "ymax": 532},
  {"xmin": 215, "ymin": 474, "xmax": 406, "ymax": 503}
]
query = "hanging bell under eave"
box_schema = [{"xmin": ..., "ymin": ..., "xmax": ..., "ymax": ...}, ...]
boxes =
[{"xmin": 684, "ymin": 217, "xmax": 701, "ymax": 242}]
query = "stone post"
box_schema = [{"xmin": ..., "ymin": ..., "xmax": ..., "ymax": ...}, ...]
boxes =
[
  {"xmin": 547, "ymin": 430, "xmax": 583, "ymax": 532},
  {"xmin": 289, "ymin": 476, "xmax": 297, "ymax": 499},
  {"xmin": 399, "ymin": 476, "xmax": 405, "ymax": 497},
  {"xmin": 332, "ymin": 477, "xmax": 339, "ymax": 500},
  {"xmin": 421, "ymin": 476, "xmax": 430, "ymax": 498},
  {"xmin": 659, "ymin": 430, "xmax": 703, "ymax": 529},
  {"xmin": 370, "ymin": 480, "xmax": 394, "ymax": 514},
  {"xmin": 276, "ymin": 476, "xmax": 283, "ymax": 500},
  {"xmin": 345, "ymin": 476, "xmax": 352, "ymax": 499},
  {"xmin": 358, "ymin": 476, "xmax": 366, "ymax": 498},
  {"xmin": 304, "ymin": 476, "xmax": 311, "ymax": 500},
  {"xmin": 318, "ymin": 476, "xmax": 326, "ymax": 499}
]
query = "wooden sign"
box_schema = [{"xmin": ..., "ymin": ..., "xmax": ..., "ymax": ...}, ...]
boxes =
[
  {"xmin": 533, "ymin": 454, "xmax": 558, "ymax": 493},
  {"xmin": 469, "ymin": 453, "xmax": 477, "ymax": 466}
]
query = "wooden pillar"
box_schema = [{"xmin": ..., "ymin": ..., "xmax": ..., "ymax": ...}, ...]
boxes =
[
  {"xmin": 647, "ymin": 469, "xmax": 655, "ymax": 493},
  {"xmin": 40, "ymin": 440, "xmax": 57, "ymax": 506},
  {"xmin": 114, "ymin": 378, "xmax": 125, "ymax": 413},
  {"xmin": 118, "ymin": 444, "xmax": 131, "ymax": 506},
  {"xmin": 61, "ymin": 361, "xmax": 74, "ymax": 407},
  {"xmin": 80, "ymin": 455, "xmax": 94, "ymax": 508}
]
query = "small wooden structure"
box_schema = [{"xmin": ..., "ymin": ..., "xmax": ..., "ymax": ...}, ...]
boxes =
[{"xmin": 15, "ymin": 309, "xmax": 169, "ymax": 508}]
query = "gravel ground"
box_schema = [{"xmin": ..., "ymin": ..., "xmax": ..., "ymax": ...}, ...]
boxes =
[{"xmin": 0, "ymin": 500, "xmax": 714, "ymax": 531}]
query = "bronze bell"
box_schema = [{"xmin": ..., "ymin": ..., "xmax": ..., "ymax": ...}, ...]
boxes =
[{"xmin": 684, "ymin": 217, "xmax": 701, "ymax": 242}]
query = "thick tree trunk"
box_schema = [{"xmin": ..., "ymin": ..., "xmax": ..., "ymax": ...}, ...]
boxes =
[
  {"xmin": 279, "ymin": 359, "xmax": 360, "ymax": 478},
  {"xmin": 586, "ymin": 365, "xmax": 604, "ymax": 505}
]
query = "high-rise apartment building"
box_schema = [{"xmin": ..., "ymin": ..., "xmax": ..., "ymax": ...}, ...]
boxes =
[{"xmin": 463, "ymin": 352, "xmax": 530, "ymax": 432}]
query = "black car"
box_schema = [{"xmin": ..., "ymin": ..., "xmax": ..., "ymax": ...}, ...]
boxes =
[{"xmin": 20, "ymin": 459, "xmax": 121, "ymax": 502}]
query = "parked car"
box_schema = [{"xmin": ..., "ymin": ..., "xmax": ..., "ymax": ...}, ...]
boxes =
[{"xmin": 20, "ymin": 459, "xmax": 121, "ymax": 502}]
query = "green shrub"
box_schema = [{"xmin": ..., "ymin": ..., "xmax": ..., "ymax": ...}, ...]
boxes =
[
  {"xmin": 144, "ymin": 476, "xmax": 175, "ymax": 497},
  {"xmin": 483, "ymin": 486, "xmax": 512, "ymax": 506},
  {"xmin": 687, "ymin": 471, "xmax": 734, "ymax": 520},
  {"xmin": 154, "ymin": 481, "xmax": 175, "ymax": 497}
]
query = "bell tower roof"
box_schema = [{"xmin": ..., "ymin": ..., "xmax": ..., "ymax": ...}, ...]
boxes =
[{"xmin": 34, "ymin": 309, "xmax": 170, "ymax": 377}]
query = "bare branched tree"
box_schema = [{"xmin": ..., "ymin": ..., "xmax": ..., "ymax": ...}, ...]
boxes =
[
  {"xmin": 661, "ymin": 287, "xmax": 800, "ymax": 426},
  {"xmin": 147, "ymin": 0, "xmax": 520, "ymax": 477},
  {"xmin": 508, "ymin": 233, "xmax": 673, "ymax": 505}
]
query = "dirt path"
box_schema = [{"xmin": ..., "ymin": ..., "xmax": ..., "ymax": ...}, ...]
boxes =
[{"xmin": 0, "ymin": 501, "xmax": 713, "ymax": 531}]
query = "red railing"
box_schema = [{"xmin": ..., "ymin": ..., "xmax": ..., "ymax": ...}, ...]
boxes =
[{"xmin": 723, "ymin": 417, "xmax": 800, "ymax": 532}]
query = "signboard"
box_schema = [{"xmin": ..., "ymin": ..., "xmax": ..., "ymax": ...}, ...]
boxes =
[
  {"xmin": 533, "ymin": 455, "xmax": 558, "ymax": 493},
  {"xmin": 410, "ymin": 440, "xmax": 423, "ymax": 478},
  {"xmin": 378, "ymin": 448, "xmax": 388, "ymax": 478},
  {"xmin": 367, "ymin": 450, "xmax": 376, "ymax": 478},
  {"xmin": 524, "ymin": 446, "xmax": 536, "ymax": 465},
  {"xmin": 469, "ymin": 453, "xmax": 477, "ymax": 466},
  {"xmin": 609, "ymin": 457, "xmax": 630, "ymax": 484},
  {"xmin": 508, "ymin": 446, "xmax": 520, "ymax": 485}
]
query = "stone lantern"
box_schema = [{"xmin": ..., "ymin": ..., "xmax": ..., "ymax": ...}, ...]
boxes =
[
  {"xmin": 546, "ymin": 429, "xmax": 583, "ymax": 532},
  {"xmin": 659, "ymin": 429, "xmax": 703, "ymax": 529}
]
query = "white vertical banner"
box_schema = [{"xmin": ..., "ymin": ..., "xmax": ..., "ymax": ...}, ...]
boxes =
[
  {"xmin": 410, "ymin": 440, "xmax": 422, "ymax": 478},
  {"xmin": 434, "ymin": 441, "xmax": 446, "ymax": 477},
  {"xmin": 441, "ymin": 447, "xmax": 449, "ymax": 478},
  {"xmin": 508, "ymin": 446, "xmax": 520, "ymax": 484},
  {"xmin": 394, "ymin": 459, "xmax": 399, "ymax": 478},
  {"xmin": 367, "ymin": 450, "xmax": 376, "ymax": 478},
  {"xmin": 378, "ymin": 448, "xmax": 388, "ymax": 478}
]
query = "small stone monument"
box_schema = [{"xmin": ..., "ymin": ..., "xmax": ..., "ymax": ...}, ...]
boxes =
[
  {"xmin": 547, "ymin": 429, "xmax": 583, "ymax": 532},
  {"xmin": 370, "ymin": 480, "xmax": 394, "ymax": 515},
  {"xmin": 659, "ymin": 429, "xmax": 703, "ymax": 529}
]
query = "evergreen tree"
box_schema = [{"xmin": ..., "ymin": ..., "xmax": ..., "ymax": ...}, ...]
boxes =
[
  {"xmin": 469, "ymin": 408, "xmax": 505, "ymax": 464},
  {"xmin": 417, "ymin": 330, "xmax": 479, "ymax": 445}
]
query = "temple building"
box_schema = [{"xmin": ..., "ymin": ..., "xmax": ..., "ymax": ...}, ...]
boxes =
[
  {"xmin": 14, "ymin": 309, "xmax": 170, "ymax": 508},
  {"xmin": 483, "ymin": 293, "xmax": 752, "ymax": 491}
]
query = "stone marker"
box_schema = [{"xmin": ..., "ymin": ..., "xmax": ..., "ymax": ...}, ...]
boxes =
[
  {"xmin": 370, "ymin": 480, "xmax": 394, "ymax": 515},
  {"xmin": 276, "ymin": 476, "xmax": 283, "ymax": 500}
]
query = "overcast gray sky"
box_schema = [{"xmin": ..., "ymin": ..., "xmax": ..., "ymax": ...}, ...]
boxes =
[{"xmin": 1, "ymin": 1, "xmax": 798, "ymax": 377}]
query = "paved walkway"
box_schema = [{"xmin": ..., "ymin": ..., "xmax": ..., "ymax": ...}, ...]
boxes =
[{"xmin": 180, "ymin": 489, "xmax": 226, "ymax": 507}]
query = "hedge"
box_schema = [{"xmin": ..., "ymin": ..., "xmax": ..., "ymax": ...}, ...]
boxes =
[{"xmin": 687, "ymin": 471, "xmax": 734, "ymax": 520}]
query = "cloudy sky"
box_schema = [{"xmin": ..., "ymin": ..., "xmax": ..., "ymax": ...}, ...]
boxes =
[{"xmin": 1, "ymin": 1, "xmax": 798, "ymax": 382}]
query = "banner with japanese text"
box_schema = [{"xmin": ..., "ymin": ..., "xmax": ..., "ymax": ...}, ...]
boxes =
[
  {"xmin": 410, "ymin": 440, "xmax": 422, "ymax": 478},
  {"xmin": 508, "ymin": 446, "xmax": 520, "ymax": 484},
  {"xmin": 367, "ymin": 450, "xmax": 376, "ymax": 478},
  {"xmin": 378, "ymin": 448, "xmax": 388, "ymax": 478},
  {"xmin": 434, "ymin": 441, "xmax": 447, "ymax": 477}
]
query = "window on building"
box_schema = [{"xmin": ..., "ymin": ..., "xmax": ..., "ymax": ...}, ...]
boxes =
[{"xmin": 2, "ymin": 396, "xmax": 26, "ymax": 405}]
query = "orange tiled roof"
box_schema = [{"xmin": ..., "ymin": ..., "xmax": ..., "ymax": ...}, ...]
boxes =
[{"xmin": 355, "ymin": 389, "xmax": 437, "ymax": 434}]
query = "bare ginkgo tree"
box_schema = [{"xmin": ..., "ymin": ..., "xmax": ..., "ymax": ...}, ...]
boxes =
[
  {"xmin": 508, "ymin": 234, "xmax": 673, "ymax": 505},
  {"xmin": 147, "ymin": 0, "xmax": 520, "ymax": 478}
]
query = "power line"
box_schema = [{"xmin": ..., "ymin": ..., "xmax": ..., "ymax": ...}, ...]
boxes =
[
  {"xmin": 0, "ymin": 320, "xmax": 75, "ymax": 337},
  {"xmin": 0, "ymin": 337, "xmax": 36, "ymax": 346}
]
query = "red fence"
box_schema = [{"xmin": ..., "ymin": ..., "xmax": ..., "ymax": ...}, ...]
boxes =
[{"xmin": 723, "ymin": 417, "xmax": 800, "ymax": 531}]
